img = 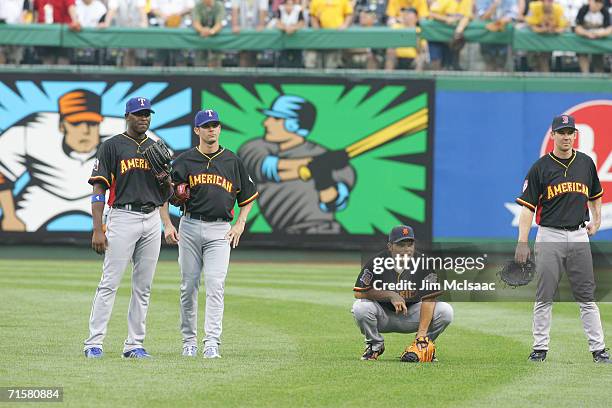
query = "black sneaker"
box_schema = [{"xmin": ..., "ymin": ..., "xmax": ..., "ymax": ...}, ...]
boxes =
[
  {"xmin": 361, "ymin": 344, "xmax": 385, "ymax": 361},
  {"xmin": 592, "ymin": 349, "xmax": 612, "ymax": 364},
  {"xmin": 528, "ymin": 350, "xmax": 547, "ymax": 362}
]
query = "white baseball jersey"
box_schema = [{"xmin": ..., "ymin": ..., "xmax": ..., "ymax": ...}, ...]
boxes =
[{"xmin": 0, "ymin": 112, "xmax": 125, "ymax": 231}]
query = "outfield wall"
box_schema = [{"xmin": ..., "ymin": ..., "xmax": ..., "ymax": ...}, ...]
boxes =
[{"xmin": 0, "ymin": 69, "xmax": 610, "ymax": 247}]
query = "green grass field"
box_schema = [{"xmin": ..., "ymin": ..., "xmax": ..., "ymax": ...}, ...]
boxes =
[{"xmin": 1, "ymin": 256, "xmax": 612, "ymax": 407}]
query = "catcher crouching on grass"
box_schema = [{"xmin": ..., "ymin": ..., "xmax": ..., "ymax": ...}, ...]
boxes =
[{"xmin": 352, "ymin": 225, "xmax": 453, "ymax": 362}]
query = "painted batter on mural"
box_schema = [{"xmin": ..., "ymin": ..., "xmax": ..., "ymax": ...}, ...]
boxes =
[{"xmin": 238, "ymin": 95, "xmax": 356, "ymax": 234}]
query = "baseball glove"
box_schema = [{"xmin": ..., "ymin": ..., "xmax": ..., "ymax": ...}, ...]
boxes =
[
  {"xmin": 400, "ymin": 336, "xmax": 436, "ymax": 363},
  {"xmin": 169, "ymin": 183, "xmax": 190, "ymax": 206},
  {"xmin": 498, "ymin": 259, "xmax": 535, "ymax": 287},
  {"xmin": 143, "ymin": 139, "xmax": 172, "ymax": 183}
]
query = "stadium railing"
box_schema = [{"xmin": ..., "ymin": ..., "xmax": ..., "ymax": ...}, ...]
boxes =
[{"xmin": 1, "ymin": 21, "xmax": 611, "ymax": 53}]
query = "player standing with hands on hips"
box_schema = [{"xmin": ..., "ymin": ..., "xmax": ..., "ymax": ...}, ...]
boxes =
[
  {"xmin": 84, "ymin": 97, "xmax": 171, "ymax": 359},
  {"xmin": 163, "ymin": 109, "xmax": 258, "ymax": 358},
  {"xmin": 515, "ymin": 114, "xmax": 610, "ymax": 363}
]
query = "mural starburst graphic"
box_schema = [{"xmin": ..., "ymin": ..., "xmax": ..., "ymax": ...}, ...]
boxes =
[{"xmin": 203, "ymin": 81, "xmax": 432, "ymax": 237}]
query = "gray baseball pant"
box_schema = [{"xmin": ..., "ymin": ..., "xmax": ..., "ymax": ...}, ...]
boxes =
[
  {"xmin": 178, "ymin": 217, "xmax": 231, "ymax": 348},
  {"xmin": 532, "ymin": 225, "xmax": 606, "ymax": 352},
  {"xmin": 352, "ymin": 299, "xmax": 454, "ymax": 350},
  {"xmin": 84, "ymin": 208, "xmax": 161, "ymax": 353}
]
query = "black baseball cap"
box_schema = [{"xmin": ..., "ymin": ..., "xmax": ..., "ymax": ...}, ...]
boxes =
[
  {"xmin": 388, "ymin": 225, "xmax": 415, "ymax": 243},
  {"xmin": 551, "ymin": 114, "xmax": 576, "ymax": 132}
]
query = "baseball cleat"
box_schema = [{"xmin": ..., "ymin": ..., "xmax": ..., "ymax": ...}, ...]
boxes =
[
  {"xmin": 361, "ymin": 344, "xmax": 385, "ymax": 361},
  {"xmin": 122, "ymin": 348, "xmax": 151, "ymax": 359},
  {"xmin": 84, "ymin": 347, "xmax": 103, "ymax": 359},
  {"xmin": 182, "ymin": 345, "xmax": 198, "ymax": 357},
  {"xmin": 203, "ymin": 346, "xmax": 221, "ymax": 359},
  {"xmin": 592, "ymin": 349, "xmax": 612, "ymax": 364},
  {"xmin": 528, "ymin": 350, "xmax": 547, "ymax": 362}
]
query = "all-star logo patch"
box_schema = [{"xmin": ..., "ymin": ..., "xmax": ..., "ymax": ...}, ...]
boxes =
[{"xmin": 360, "ymin": 268, "xmax": 373, "ymax": 286}]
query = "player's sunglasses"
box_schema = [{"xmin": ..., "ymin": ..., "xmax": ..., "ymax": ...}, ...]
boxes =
[
  {"xmin": 200, "ymin": 121, "xmax": 220, "ymax": 129},
  {"xmin": 131, "ymin": 110, "xmax": 152, "ymax": 117}
]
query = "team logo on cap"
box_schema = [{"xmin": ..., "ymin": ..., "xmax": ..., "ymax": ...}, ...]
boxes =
[
  {"xmin": 402, "ymin": 228, "xmax": 410, "ymax": 236},
  {"xmin": 540, "ymin": 100, "xmax": 612, "ymax": 230}
]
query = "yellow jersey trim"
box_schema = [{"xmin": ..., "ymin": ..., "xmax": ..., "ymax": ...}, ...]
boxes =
[
  {"xmin": 89, "ymin": 176, "xmax": 110, "ymax": 188},
  {"xmin": 197, "ymin": 146, "xmax": 225, "ymax": 161},
  {"xmin": 121, "ymin": 133, "xmax": 149, "ymax": 147},
  {"xmin": 516, "ymin": 198, "xmax": 536, "ymax": 211},
  {"xmin": 238, "ymin": 192, "xmax": 259, "ymax": 207},
  {"xmin": 548, "ymin": 151, "xmax": 576, "ymax": 177},
  {"xmin": 589, "ymin": 190, "xmax": 604, "ymax": 200}
]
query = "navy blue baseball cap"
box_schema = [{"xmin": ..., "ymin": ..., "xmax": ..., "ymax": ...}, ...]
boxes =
[
  {"xmin": 125, "ymin": 97, "xmax": 155, "ymax": 114},
  {"xmin": 388, "ymin": 225, "xmax": 415, "ymax": 243},
  {"xmin": 552, "ymin": 114, "xmax": 576, "ymax": 131},
  {"xmin": 195, "ymin": 109, "xmax": 220, "ymax": 127}
]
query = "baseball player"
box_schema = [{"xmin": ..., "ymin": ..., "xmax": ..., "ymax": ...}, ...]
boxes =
[
  {"xmin": 165, "ymin": 109, "xmax": 258, "ymax": 358},
  {"xmin": 0, "ymin": 90, "xmax": 126, "ymax": 231},
  {"xmin": 352, "ymin": 225, "xmax": 453, "ymax": 361},
  {"xmin": 238, "ymin": 95, "xmax": 355, "ymax": 234},
  {"xmin": 515, "ymin": 114, "xmax": 609, "ymax": 363},
  {"xmin": 83, "ymin": 97, "xmax": 167, "ymax": 359}
]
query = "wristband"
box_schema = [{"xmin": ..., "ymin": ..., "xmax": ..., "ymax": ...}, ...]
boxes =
[{"xmin": 91, "ymin": 194, "xmax": 105, "ymax": 203}]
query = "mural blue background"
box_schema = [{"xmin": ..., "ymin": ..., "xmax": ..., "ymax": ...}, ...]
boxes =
[
  {"xmin": 433, "ymin": 90, "xmax": 612, "ymax": 241},
  {"xmin": 0, "ymin": 80, "xmax": 191, "ymax": 230}
]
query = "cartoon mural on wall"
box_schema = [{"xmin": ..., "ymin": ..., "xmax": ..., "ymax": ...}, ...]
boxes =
[
  {"xmin": 0, "ymin": 74, "xmax": 433, "ymax": 246},
  {"xmin": 0, "ymin": 76, "xmax": 193, "ymax": 233},
  {"xmin": 204, "ymin": 78, "xmax": 434, "ymax": 243}
]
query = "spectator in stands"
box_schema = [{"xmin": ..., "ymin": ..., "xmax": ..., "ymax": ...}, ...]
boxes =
[
  {"xmin": 105, "ymin": 0, "xmax": 148, "ymax": 66},
  {"xmin": 0, "ymin": 0, "xmax": 30, "ymax": 65},
  {"xmin": 477, "ymin": 0, "xmax": 516, "ymax": 71},
  {"xmin": 556, "ymin": 0, "xmax": 580, "ymax": 26},
  {"xmin": 232, "ymin": 0, "xmax": 269, "ymax": 67},
  {"xmin": 344, "ymin": 5, "xmax": 381, "ymax": 69},
  {"xmin": 33, "ymin": 0, "xmax": 79, "ymax": 65},
  {"xmin": 73, "ymin": 0, "xmax": 107, "ymax": 64},
  {"xmin": 355, "ymin": 0, "xmax": 387, "ymax": 25},
  {"xmin": 75, "ymin": 0, "xmax": 106, "ymax": 27},
  {"xmin": 575, "ymin": 0, "xmax": 612, "ymax": 73},
  {"xmin": 151, "ymin": 0, "xmax": 195, "ymax": 66},
  {"xmin": 385, "ymin": 7, "xmax": 427, "ymax": 70},
  {"xmin": 428, "ymin": 0, "xmax": 474, "ymax": 70},
  {"xmin": 274, "ymin": 0, "xmax": 305, "ymax": 68},
  {"xmin": 192, "ymin": 0, "xmax": 225, "ymax": 68},
  {"xmin": 307, "ymin": 0, "xmax": 353, "ymax": 68},
  {"xmin": 525, "ymin": 0, "xmax": 568, "ymax": 72},
  {"xmin": 386, "ymin": 0, "xmax": 429, "ymax": 24}
]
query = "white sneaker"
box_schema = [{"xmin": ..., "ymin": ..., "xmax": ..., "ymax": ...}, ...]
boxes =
[
  {"xmin": 203, "ymin": 346, "xmax": 221, "ymax": 359},
  {"xmin": 182, "ymin": 345, "xmax": 198, "ymax": 357}
]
